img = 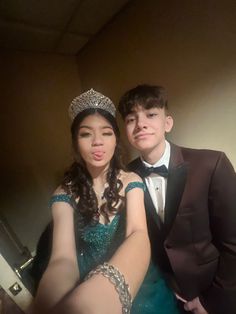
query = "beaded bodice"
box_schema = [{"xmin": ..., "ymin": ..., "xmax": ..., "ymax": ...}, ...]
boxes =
[
  {"xmin": 49, "ymin": 181, "xmax": 145, "ymax": 280},
  {"xmin": 78, "ymin": 181, "xmax": 145, "ymax": 279},
  {"xmin": 46, "ymin": 180, "xmax": 180, "ymax": 313},
  {"xmin": 82, "ymin": 215, "xmax": 120, "ymax": 250},
  {"xmin": 78, "ymin": 214, "xmax": 123, "ymax": 279}
]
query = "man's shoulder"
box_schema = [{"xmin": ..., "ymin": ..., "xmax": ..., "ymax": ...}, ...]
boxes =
[
  {"xmin": 180, "ymin": 145, "xmax": 224, "ymax": 159},
  {"xmin": 173, "ymin": 143, "xmax": 227, "ymax": 167},
  {"xmin": 171, "ymin": 142, "xmax": 222, "ymax": 156}
]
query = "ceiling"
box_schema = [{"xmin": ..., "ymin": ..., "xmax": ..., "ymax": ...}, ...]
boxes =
[{"xmin": 0, "ymin": 0, "xmax": 131, "ymax": 55}]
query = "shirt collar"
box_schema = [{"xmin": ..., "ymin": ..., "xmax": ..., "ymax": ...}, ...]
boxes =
[{"xmin": 141, "ymin": 140, "xmax": 170, "ymax": 169}]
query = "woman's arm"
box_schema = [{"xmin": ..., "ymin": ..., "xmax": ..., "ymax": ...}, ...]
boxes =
[
  {"xmin": 56, "ymin": 174, "xmax": 150, "ymax": 314},
  {"xmin": 33, "ymin": 191, "xmax": 80, "ymax": 313},
  {"xmin": 109, "ymin": 174, "xmax": 150, "ymax": 297}
]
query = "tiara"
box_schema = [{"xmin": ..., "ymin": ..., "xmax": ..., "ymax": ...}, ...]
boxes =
[{"xmin": 69, "ymin": 89, "xmax": 116, "ymax": 120}]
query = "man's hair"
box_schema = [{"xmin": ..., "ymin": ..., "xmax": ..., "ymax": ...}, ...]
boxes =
[{"xmin": 118, "ymin": 84, "xmax": 168, "ymax": 119}]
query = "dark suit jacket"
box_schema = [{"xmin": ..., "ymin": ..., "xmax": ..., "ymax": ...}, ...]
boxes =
[{"xmin": 128, "ymin": 143, "xmax": 236, "ymax": 314}]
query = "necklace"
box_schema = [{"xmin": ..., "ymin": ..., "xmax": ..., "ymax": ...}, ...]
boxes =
[
  {"xmin": 94, "ymin": 189, "xmax": 105, "ymax": 200},
  {"xmin": 93, "ymin": 183, "xmax": 108, "ymax": 200}
]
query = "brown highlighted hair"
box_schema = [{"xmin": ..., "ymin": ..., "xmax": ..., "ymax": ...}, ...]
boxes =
[{"xmin": 118, "ymin": 84, "xmax": 169, "ymax": 119}]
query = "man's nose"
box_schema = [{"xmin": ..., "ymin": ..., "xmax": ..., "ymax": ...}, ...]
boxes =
[{"xmin": 135, "ymin": 116, "xmax": 146, "ymax": 130}]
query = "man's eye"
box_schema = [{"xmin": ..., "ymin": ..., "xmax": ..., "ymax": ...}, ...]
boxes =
[
  {"xmin": 147, "ymin": 113, "xmax": 157, "ymax": 118},
  {"xmin": 126, "ymin": 117, "xmax": 135, "ymax": 123}
]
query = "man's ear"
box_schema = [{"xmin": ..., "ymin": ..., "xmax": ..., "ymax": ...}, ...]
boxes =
[{"xmin": 165, "ymin": 115, "xmax": 173, "ymax": 133}]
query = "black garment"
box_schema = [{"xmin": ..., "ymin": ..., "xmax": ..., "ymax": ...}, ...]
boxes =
[
  {"xmin": 30, "ymin": 222, "xmax": 53, "ymax": 295},
  {"xmin": 138, "ymin": 164, "xmax": 168, "ymax": 178}
]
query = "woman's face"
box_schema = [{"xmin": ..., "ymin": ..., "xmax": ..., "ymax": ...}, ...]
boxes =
[{"xmin": 77, "ymin": 113, "xmax": 116, "ymax": 171}]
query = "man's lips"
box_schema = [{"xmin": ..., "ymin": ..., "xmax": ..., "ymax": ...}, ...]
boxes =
[{"xmin": 134, "ymin": 133, "xmax": 153, "ymax": 140}]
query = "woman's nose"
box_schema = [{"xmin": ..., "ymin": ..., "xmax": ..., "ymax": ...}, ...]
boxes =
[{"xmin": 92, "ymin": 134, "xmax": 103, "ymax": 146}]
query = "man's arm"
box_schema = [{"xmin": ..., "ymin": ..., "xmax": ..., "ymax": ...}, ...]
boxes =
[{"xmin": 201, "ymin": 152, "xmax": 236, "ymax": 314}]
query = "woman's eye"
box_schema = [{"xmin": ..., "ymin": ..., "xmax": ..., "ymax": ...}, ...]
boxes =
[
  {"xmin": 79, "ymin": 132, "xmax": 91, "ymax": 138},
  {"xmin": 103, "ymin": 132, "xmax": 113, "ymax": 136}
]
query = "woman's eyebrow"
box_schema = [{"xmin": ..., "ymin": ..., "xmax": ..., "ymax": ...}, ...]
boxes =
[
  {"xmin": 78, "ymin": 125, "xmax": 113, "ymax": 130},
  {"xmin": 78, "ymin": 125, "xmax": 92, "ymax": 129}
]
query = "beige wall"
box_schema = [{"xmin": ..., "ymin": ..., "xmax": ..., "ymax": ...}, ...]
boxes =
[
  {"xmin": 77, "ymin": 0, "xmax": 236, "ymax": 168},
  {"xmin": 1, "ymin": 0, "xmax": 236, "ymax": 253},
  {"xmin": 0, "ymin": 51, "xmax": 82, "ymax": 251}
]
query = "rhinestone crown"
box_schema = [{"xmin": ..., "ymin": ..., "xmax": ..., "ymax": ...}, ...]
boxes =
[{"xmin": 69, "ymin": 89, "xmax": 116, "ymax": 120}]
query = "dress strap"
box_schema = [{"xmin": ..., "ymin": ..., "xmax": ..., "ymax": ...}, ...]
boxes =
[
  {"xmin": 49, "ymin": 194, "xmax": 73, "ymax": 208},
  {"xmin": 125, "ymin": 181, "xmax": 146, "ymax": 194}
]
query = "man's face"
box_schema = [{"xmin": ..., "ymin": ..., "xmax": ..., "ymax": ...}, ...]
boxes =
[{"xmin": 125, "ymin": 105, "xmax": 173, "ymax": 156}]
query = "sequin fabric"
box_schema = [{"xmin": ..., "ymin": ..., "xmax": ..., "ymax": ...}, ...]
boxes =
[
  {"xmin": 125, "ymin": 181, "xmax": 146, "ymax": 194},
  {"xmin": 78, "ymin": 215, "xmax": 122, "ymax": 280},
  {"xmin": 50, "ymin": 182, "xmax": 180, "ymax": 314},
  {"xmin": 49, "ymin": 194, "xmax": 72, "ymax": 207},
  {"xmin": 78, "ymin": 182, "xmax": 146, "ymax": 279}
]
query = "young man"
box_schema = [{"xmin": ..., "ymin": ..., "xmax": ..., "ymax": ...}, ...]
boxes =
[{"xmin": 118, "ymin": 84, "xmax": 236, "ymax": 314}]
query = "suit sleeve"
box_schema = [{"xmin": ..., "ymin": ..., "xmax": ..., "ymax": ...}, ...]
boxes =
[{"xmin": 200, "ymin": 152, "xmax": 236, "ymax": 314}]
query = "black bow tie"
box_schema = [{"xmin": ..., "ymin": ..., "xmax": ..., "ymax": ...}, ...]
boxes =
[{"xmin": 139, "ymin": 164, "xmax": 168, "ymax": 178}]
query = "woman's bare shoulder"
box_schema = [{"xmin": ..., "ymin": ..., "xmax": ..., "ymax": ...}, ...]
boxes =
[
  {"xmin": 118, "ymin": 170, "xmax": 142, "ymax": 186},
  {"xmin": 52, "ymin": 186, "xmax": 67, "ymax": 196}
]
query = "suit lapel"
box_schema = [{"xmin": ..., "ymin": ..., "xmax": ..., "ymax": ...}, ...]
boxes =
[
  {"xmin": 128, "ymin": 146, "xmax": 188, "ymax": 236},
  {"xmin": 163, "ymin": 143, "xmax": 188, "ymax": 236}
]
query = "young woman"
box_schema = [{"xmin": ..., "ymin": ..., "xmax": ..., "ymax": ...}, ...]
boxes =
[{"xmin": 33, "ymin": 89, "xmax": 180, "ymax": 314}]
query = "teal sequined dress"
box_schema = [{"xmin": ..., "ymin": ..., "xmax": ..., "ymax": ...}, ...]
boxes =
[{"xmin": 51, "ymin": 182, "xmax": 180, "ymax": 314}]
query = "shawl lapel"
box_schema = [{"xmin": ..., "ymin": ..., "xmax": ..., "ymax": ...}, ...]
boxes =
[
  {"xmin": 163, "ymin": 143, "xmax": 188, "ymax": 236},
  {"xmin": 128, "ymin": 144, "xmax": 188, "ymax": 236}
]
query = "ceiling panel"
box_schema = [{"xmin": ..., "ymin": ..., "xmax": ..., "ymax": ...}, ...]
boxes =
[
  {"xmin": 0, "ymin": 19, "xmax": 60, "ymax": 52},
  {"xmin": 55, "ymin": 33, "xmax": 89, "ymax": 55},
  {"xmin": 0, "ymin": 0, "xmax": 131, "ymax": 55},
  {"xmin": 0, "ymin": 0, "xmax": 80, "ymax": 29},
  {"xmin": 68, "ymin": 0, "xmax": 130, "ymax": 35}
]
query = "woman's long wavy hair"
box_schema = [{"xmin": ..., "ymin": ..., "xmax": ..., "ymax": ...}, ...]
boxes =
[{"xmin": 61, "ymin": 108, "xmax": 125, "ymax": 226}]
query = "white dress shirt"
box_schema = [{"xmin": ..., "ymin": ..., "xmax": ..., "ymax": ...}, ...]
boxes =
[{"xmin": 141, "ymin": 141, "xmax": 170, "ymax": 222}]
